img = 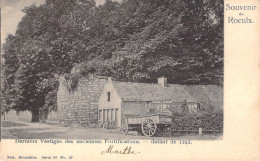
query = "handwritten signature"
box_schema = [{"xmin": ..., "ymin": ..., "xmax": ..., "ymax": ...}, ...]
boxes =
[{"xmin": 101, "ymin": 145, "xmax": 140, "ymax": 155}]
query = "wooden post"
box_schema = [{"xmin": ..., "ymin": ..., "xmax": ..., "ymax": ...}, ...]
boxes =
[
  {"xmin": 114, "ymin": 108, "xmax": 116, "ymax": 122},
  {"xmin": 199, "ymin": 128, "xmax": 203, "ymax": 136},
  {"xmin": 102, "ymin": 109, "xmax": 104, "ymax": 123},
  {"xmin": 98, "ymin": 110, "xmax": 100, "ymax": 122}
]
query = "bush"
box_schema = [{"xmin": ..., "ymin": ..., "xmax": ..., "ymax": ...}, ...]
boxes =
[{"xmin": 172, "ymin": 110, "xmax": 223, "ymax": 132}]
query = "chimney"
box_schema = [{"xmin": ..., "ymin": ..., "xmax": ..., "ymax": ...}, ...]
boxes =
[{"xmin": 158, "ymin": 77, "xmax": 167, "ymax": 87}]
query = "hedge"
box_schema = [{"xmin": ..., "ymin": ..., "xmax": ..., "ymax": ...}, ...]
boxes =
[{"xmin": 171, "ymin": 110, "xmax": 223, "ymax": 132}]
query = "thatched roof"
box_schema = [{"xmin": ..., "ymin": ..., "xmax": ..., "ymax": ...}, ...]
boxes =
[
  {"xmin": 183, "ymin": 85, "xmax": 223, "ymax": 110},
  {"xmin": 112, "ymin": 81, "xmax": 196, "ymax": 102}
]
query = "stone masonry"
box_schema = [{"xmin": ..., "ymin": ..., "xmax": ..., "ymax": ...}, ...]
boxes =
[{"xmin": 57, "ymin": 74, "xmax": 107, "ymax": 125}]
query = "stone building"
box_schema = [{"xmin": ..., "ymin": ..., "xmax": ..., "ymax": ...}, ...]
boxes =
[
  {"xmin": 57, "ymin": 73, "xmax": 107, "ymax": 125},
  {"xmin": 57, "ymin": 73, "xmax": 223, "ymax": 127}
]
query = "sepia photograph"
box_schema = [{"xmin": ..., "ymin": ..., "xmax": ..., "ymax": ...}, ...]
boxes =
[{"xmin": 1, "ymin": 0, "xmax": 223, "ymax": 140}]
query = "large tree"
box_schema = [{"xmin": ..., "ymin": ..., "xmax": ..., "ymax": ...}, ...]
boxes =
[
  {"xmin": 88, "ymin": 0, "xmax": 223, "ymax": 85},
  {"xmin": 2, "ymin": 0, "xmax": 97, "ymax": 121},
  {"xmin": 2, "ymin": 0, "xmax": 223, "ymax": 121}
]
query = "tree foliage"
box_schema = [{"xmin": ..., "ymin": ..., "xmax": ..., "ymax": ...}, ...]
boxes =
[{"xmin": 1, "ymin": 0, "xmax": 223, "ymax": 120}]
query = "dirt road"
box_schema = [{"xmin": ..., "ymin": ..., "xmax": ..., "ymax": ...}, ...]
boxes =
[{"xmin": 1, "ymin": 120, "xmax": 222, "ymax": 140}]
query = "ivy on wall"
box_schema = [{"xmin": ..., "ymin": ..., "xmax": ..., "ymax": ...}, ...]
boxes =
[{"xmin": 62, "ymin": 73, "xmax": 81, "ymax": 92}]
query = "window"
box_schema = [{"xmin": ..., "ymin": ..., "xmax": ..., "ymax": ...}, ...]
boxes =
[
  {"xmin": 197, "ymin": 103, "xmax": 201, "ymax": 111},
  {"xmin": 107, "ymin": 92, "xmax": 111, "ymax": 102}
]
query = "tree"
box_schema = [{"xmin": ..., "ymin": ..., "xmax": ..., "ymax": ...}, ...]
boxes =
[
  {"xmin": 1, "ymin": 0, "xmax": 223, "ymax": 121},
  {"xmin": 2, "ymin": 0, "xmax": 97, "ymax": 121},
  {"xmin": 1, "ymin": 35, "xmax": 20, "ymax": 112}
]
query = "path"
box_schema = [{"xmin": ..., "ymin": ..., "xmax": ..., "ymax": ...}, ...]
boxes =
[{"xmin": 1, "ymin": 120, "xmax": 222, "ymax": 140}]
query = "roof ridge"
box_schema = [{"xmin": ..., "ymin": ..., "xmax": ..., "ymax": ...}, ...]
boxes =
[
  {"xmin": 112, "ymin": 80, "xmax": 184, "ymax": 86},
  {"xmin": 113, "ymin": 81, "xmax": 158, "ymax": 85}
]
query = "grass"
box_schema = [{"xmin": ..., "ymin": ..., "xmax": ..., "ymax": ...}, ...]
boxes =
[
  {"xmin": 2, "ymin": 121, "xmax": 28, "ymax": 127},
  {"xmin": 8, "ymin": 128, "xmax": 61, "ymax": 139}
]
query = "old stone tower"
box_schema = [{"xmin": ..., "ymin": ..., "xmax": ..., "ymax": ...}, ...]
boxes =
[{"xmin": 57, "ymin": 73, "xmax": 107, "ymax": 125}]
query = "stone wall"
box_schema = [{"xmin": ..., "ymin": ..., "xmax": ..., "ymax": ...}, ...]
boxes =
[{"xmin": 57, "ymin": 74, "xmax": 107, "ymax": 125}]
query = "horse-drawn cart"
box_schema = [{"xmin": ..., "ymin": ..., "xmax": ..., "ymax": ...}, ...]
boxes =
[{"xmin": 121, "ymin": 110, "xmax": 173, "ymax": 137}]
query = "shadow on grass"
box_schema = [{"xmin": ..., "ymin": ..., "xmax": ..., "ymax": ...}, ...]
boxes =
[
  {"xmin": 8, "ymin": 128, "xmax": 63, "ymax": 139},
  {"xmin": 2, "ymin": 121, "xmax": 28, "ymax": 127},
  {"xmin": 44, "ymin": 122, "xmax": 59, "ymax": 126}
]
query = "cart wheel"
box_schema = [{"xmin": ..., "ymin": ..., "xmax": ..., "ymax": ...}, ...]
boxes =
[
  {"xmin": 122, "ymin": 124, "xmax": 128, "ymax": 135},
  {"xmin": 142, "ymin": 119, "xmax": 157, "ymax": 136}
]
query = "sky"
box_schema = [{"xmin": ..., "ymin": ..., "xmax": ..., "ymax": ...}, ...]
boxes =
[{"xmin": 1, "ymin": 0, "xmax": 111, "ymax": 45}]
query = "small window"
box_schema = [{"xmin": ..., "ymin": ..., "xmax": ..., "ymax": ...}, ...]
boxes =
[
  {"xmin": 197, "ymin": 103, "xmax": 201, "ymax": 111},
  {"xmin": 107, "ymin": 92, "xmax": 111, "ymax": 102}
]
